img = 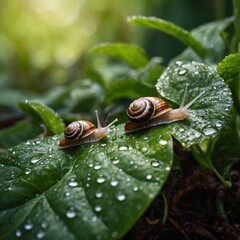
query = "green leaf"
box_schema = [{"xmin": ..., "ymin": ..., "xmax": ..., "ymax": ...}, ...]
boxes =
[
  {"xmin": 128, "ymin": 16, "xmax": 206, "ymax": 59},
  {"xmin": 172, "ymin": 17, "xmax": 234, "ymax": 63},
  {"xmin": 0, "ymin": 121, "xmax": 42, "ymax": 149},
  {"xmin": 91, "ymin": 43, "xmax": 149, "ymax": 68},
  {"xmin": 19, "ymin": 101, "xmax": 64, "ymax": 134},
  {"xmin": 105, "ymin": 78, "xmax": 157, "ymax": 104},
  {"xmin": 156, "ymin": 61, "xmax": 233, "ymax": 148},
  {"xmin": 217, "ymin": 53, "xmax": 240, "ymax": 83},
  {"xmin": 0, "ymin": 125, "xmax": 173, "ymax": 239},
  {"xmin": 212, "ymin": 126, "xmax": 240, "ymax": 178}
]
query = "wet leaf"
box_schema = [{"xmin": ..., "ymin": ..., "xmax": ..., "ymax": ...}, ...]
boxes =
[
  {"xmin": 156, "ymin": 61, "xmax": 233, "ymax": 148},
  {"xmin": 217, "ymin": 53, "xmax": 240, "ymax": 83},
  {"xmin": 172, "ymin": 17, "xmax": 233, "ymax": 63},
  {"xmin": 91, "ymin": 43, "xmax": 149, "ymax": 68},
  {"xmin": 128, "ymin": 16, "xmax": 206, "ymax": 58},
  {"xmin": 0, "ymin": 125, "xmax": 173, "ymax": 240},
  {"xmin": 19, "ymin": 101, "xmax": 64, "ymax": 134}
]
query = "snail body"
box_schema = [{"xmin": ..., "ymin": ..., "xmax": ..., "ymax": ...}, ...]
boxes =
[
  {"xmin": 125, "ymin": 85, "xmax": 204, "ymax": 133},
  {"xmin": 59, "ymin": 111, "xmax": 118, "ymax": 149}
]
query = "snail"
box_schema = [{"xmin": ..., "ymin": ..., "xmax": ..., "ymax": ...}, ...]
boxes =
[
  {"xmin": 59, "ymin": 111, "xmax": 118, "ymax": 149},
  {"xmin": 125, "ymin": 85, "xmax": 204, "ymax": 133}
]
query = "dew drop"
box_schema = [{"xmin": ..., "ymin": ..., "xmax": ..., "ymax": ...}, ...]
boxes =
[
  {"xmin": 141, "ymin": 147, "xmax": 148, "ymax": 152},
  {"xmin": 119, "ymin": 146, "xmax": 128, "ymax": 151},
  {"xmin": 110, "ymin": 180, "xmax": 119, "ymax": 187},
  {"xmin": 66, "ymin": 207, "xmax": 77, "ymax": 219},
  {"xmin": 112, "ymin": 157, "xmax": 120, "ymax": 165},
  {"xmin": 96, "ymin": 176, "xmax": 106, "ymax": 184},
  {"xmin": 31, "ymin": 158, "xmax": 40, "ymax": 164},
  {"xmin": 94, "ymin": 164, "xmax": 102, "ymax": 170},
  {"xmin": 15, "ymin": 229, "xmax": 22, "ymax": 237},
  {"xmin": 215, "ymin": 122, "xmax": 222, "ymax": 128},
  {"xmin": 159, "ymin": 139, "xmax": 168, "ymax": 145},
  {"xmin": 68, "ymin": 178, "xmax": 78, "ymax": 187},
  {"xmin": 165, "ymin": 166, "xmax": 171, "ymax": 171},
  {"xmin": 36, "ymin": 230, "xmax": 46, "ymax": 239},
  {"xmin": 133, "ymin": 186, "xmax": 139, "ymax": 192},
  {"xmin": 116, "ymin": 193, "xmax": 126, "ymax": 201},
  {"xmin": 94, "ymin": 205, "xmax": 102, "ymax": 212},
  {"xmin": 95, "ymin": 191, "xmax": 103, "ymax": 199},
  {"xmin": 178, "ymin": 69, "xmax": 187, "ymax": 75},
  {"xmin": 25, "ymin": 168, "xmax": 31, "ymax": 175},
  {"xmin": 151, "ymin": 161, "xmax": 160, "ymax": 168},
  {"xmin": 146, "ymin": 174, "xmax": 152, "ymax": 180},
  {"xmin": 24, "ymin": 222, "xmax": 34, "ymax": 230},
  {"xmin": 203, "ymin": 126, "xmax": 217, "ymax": 136}
]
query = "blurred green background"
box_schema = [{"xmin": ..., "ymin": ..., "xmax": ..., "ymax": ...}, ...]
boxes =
[
  {"xmin": 0, "ymin": 0, "xmax": 232, "ymax": 93},
  {"xmin": 0, "ymin": 0, "xmax": 233, "ymax": 140}
]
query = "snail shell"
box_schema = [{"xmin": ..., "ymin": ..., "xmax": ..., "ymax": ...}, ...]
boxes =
[
  {"xmin": 125, "ymin": 85, "xmax": 204, "ymax": 133},
  {"xmin": 59, "ymin": 111, "xmax": 118, "ymax": 149}
]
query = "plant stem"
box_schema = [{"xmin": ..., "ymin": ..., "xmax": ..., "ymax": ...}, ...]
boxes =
[
  {"xmin": 161, "ymin": 192, "xmax": 168, "ymax": 225},
  {"xmin": 195, "ymin": 144, "xmax": 232, "ymax": 188}
]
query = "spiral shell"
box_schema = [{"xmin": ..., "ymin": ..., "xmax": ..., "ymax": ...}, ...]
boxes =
[
  {"xmin": 127, "ymin": 97, "xmax": 171, "ymax": 124},
  {"xmin": 64, "ymin": 120, "xmax": 96, "ymax": 141}
]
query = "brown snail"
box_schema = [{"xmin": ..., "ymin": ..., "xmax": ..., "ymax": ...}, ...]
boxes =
[
  {"xmin": 59, "ymin": 111, "xmax": 118, "ymax": 149},
  {"xmin": 125, "ymin": 85, "xmax": 204, "ymax": 133}
]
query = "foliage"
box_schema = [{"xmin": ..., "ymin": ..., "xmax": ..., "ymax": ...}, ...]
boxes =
[{"xmin": 0, "ymin": 1, "xmax": 239, "ymax": 239}]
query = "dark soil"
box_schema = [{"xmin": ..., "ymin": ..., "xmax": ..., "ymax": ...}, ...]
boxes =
[{"xmin": 124, "ymin": 141, "xmax": 240, "ymax": 240}]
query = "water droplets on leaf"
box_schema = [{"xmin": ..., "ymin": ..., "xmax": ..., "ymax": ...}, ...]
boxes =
[
  {"xmin": 203, "ymin": 126, "xmax": 217, "ymax": 136},
  {"xmin": 112, "ymin": 157, "xmax": 120, "ymax": 165},
  {"xmin": 96, "ymin": 176, "xmax": 106, "ymax": 184},
  {"xmin": 159, "ymin": 139, "xmax": 168, "ymax": 145},
  {"xmin": 146, "ymin": 174, "xmax": 152, "ymax": 180},
  {"xmin": 116, "ymin": 192, "xmax": 126, "ymax": 201},
  {"xmin": 178, "ymin": 69, "xmax": 188, "ymax": 76},
  {"xmin": 15, "ymin": 229, "xmax": 22, "ymax": 237},
  {"xmin": 68, "ymin": 178, "xmax": 78, "ymax": 187},
  {"xmin": 110, "ymin": 179, "xmax": 119, "ymax": 187},
  {"xmin": 95, "ymin": 191, "xmax": 103, "ymax": 199},
  {"xmin": 24, "ymin": 222, "xmax": 34, "ymax": 230},
  {"xmin": 119, "ymin": 146, "xmax": 128, "ymax": 151},
  {"xmin": 94, "ymin": 205, "xmax": 102, "ymax": 212},
  {"xmin": 66, "ymin": 207, "xmax": 77, "ymax": 219},
  {"xmin": 151, "ymin": 161, "xmax": 160, "ymax": 168},
  {"xmin": 36, "ymin": 230, "xmax": 46, "ymax": 239}
]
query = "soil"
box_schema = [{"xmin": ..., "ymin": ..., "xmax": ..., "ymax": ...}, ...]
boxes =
[{"xmin": 124, "ymin": 141, "xmax": 240, "ymax": 240}]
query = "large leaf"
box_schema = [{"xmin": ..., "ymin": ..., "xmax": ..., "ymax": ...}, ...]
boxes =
[
  {"xmin": 172, "ymin": 17, "xmax": 234, "ymax": 63},
  {"xmin": 156, "ymin": 61, "xmax": 232, "ymax": 147},
  {"xmin": 217, "ymin": 53, "xmax": 240, "ymax": 83},
  {"xmin": 0, "ymin": 125, "xmax": 173, "ymax": 240},
  {"xmin": 0, "ymin": 121, "xmax": 42, "ymax": 149},
  {"xmin": 91, "ymin": 43, "xmax": 149, "ymax": 68},
  {"xmin": 19, "ymin": 101, "xmax": 64, "ymax": 134},
  {"xmin": 128, "ymin": 16, "xmax": 206, "ymax": 59}
]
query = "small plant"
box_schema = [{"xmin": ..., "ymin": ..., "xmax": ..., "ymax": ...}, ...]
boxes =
[{"xmin": 0, "ymin": 1, "xmax": 240, "ymax": 240}]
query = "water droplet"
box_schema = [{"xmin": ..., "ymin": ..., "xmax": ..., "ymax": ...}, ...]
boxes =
[
  {"xmin": 178, "ymin": 69, "xmax": 187, "ymax": 75},
  {"xmin": 159, "ymin": 139, "xmax": 168, "ymax": 145},
  {"xmin": 151, "ymin": 161, "xmax": 160, "ymax": 168},
  {"xmin": 215, "ymin": 122, "xmax": 222, "ymax": 128},
  {"xmin": 95, "ymin": 191, "xmax": 103, "ymax": 198},
  {"xmin": 94, "ymin": 205, "xmax": 102, "ymax": 212},
  {"xmin": 25, "ymin": 168, "xmax": 31, "ymax": 175},
  {"xmin": 112, "ymin": 157, "xmax": 120, "ymax": 165},
  {"xmin": 41, "ymin": 222, "xmax": 48, "ymax": 229},
  {"xmin": 31, "ymin": 158, "xmax": 40, "ymax": 164},
  {"xmin": 203, "ymin": 126, "xmax": 217, "ymax": 136},
  {"xmin": 15, "ymin": 229, "xmax": 22, "ymax": 237},
  {"xmin": 96, "ymin": 176, "xmax": 106, "ymax": 184},
  {"xmin": 24, "ymin": 222, "xmax": 34, "ymax": 230},
  {"xmin": 94, "ymin": 164, "xmax": 102, "ymax": 170},
  {"xmin": 36, "ymin": 230, "xmax": 46, "ymax": 239},
  {"xmin": 119, "ymin": 146, "xmax": 128, "ymax": 151},
  {"xmin": 165, "ymin": 166, "xmax": 171, "ymax": 171},
  {"xmin": 66, "ymin": 207, "xmax": 77, "ymax": 219},
  {"xmin": 116, "ymin": 193, "xmax": 126, "ymax": 201},
  {"xmin": 146, "ymin": 174, "xmax": 152, "ymax": 180},
  {"xmin": 68, "ymin": 178, "xmax": 78, "ymax": 187},
  {"xmin": 133, "ymin": 186, "xmax": 139, "ymax": 192},
  {"xmin": 141, "ymin": 147, "xmax": 148, "ymax": 152},
  {"xmin": 110, "ymin": 180, "xmax": 119, "ymax": 187}
]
